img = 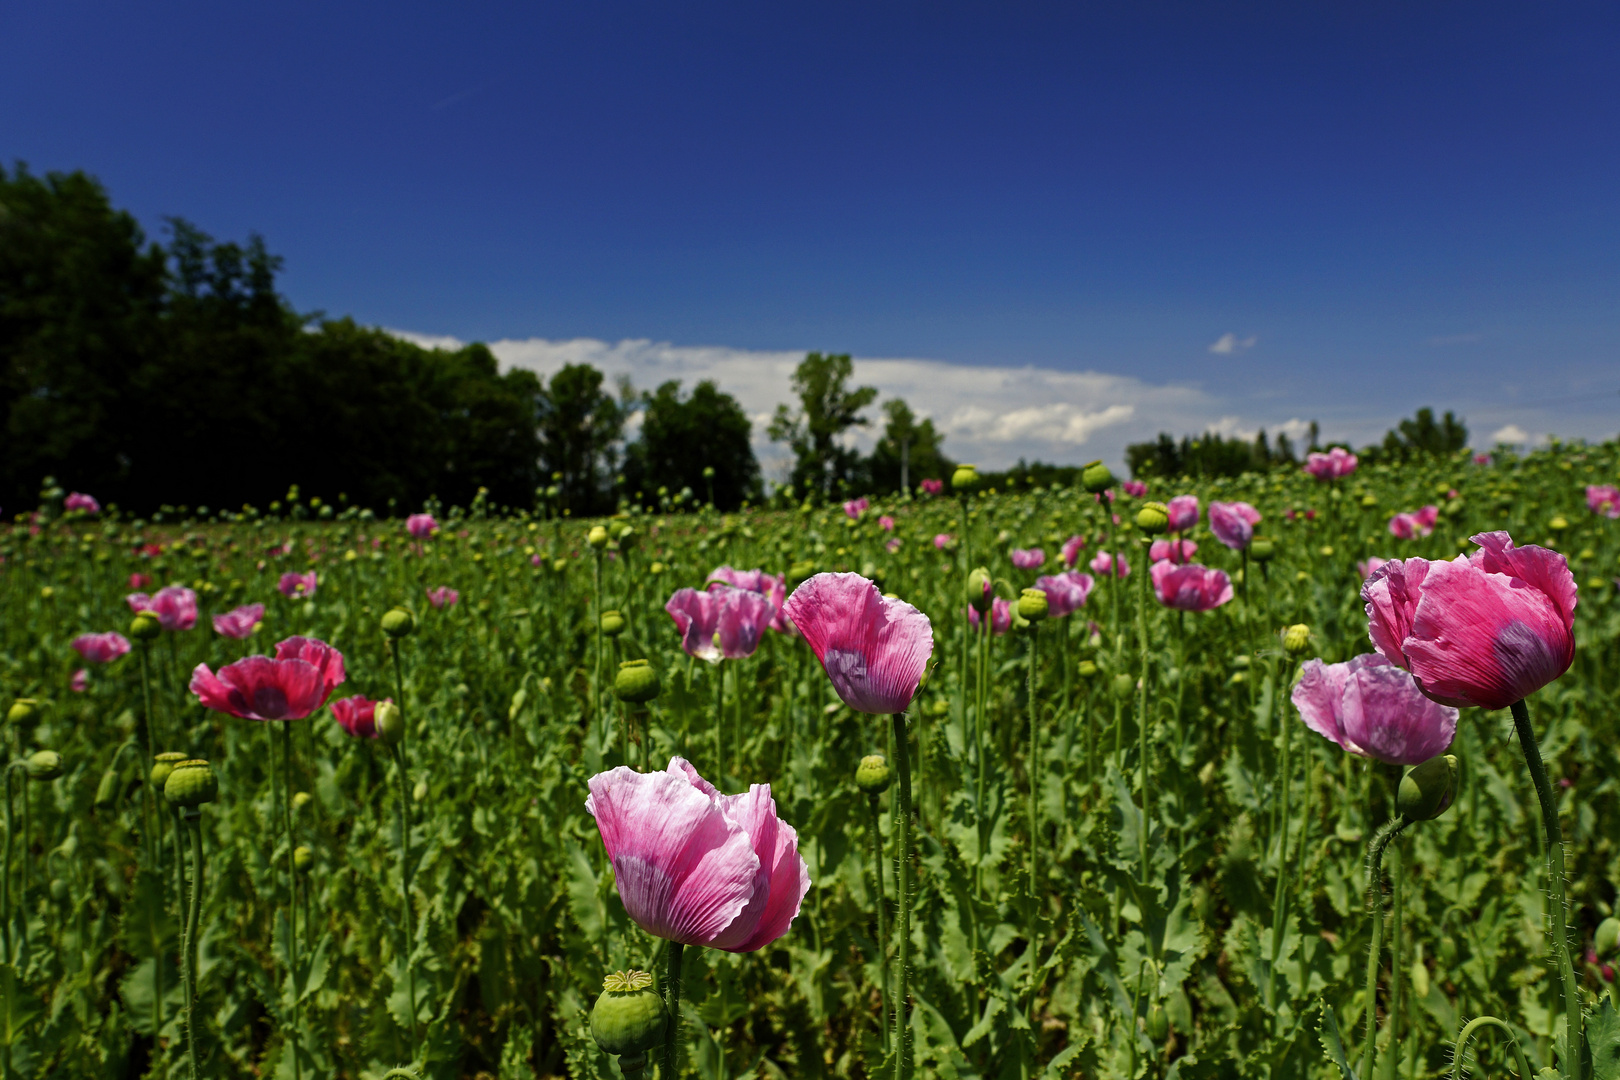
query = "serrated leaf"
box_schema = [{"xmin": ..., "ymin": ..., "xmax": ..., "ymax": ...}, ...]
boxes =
[
  {"xmin": 1590, "ymin": 997, "xmax": 1620, "ymax": 1080},
  {"xmin": 1316, "ymin": 1000, "xmax": 1358, "ymax": 1080}
]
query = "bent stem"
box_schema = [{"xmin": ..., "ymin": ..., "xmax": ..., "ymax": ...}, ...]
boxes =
[
  {"xmin": 893, "ymin": 712, "xmax": 914, "ymax": 1080},
  {"xmin": 866, "ymin": 792, "xmax": 891, "ymax": 1052},
  {"xmin": 1448, "ymin": 1015, "xmax": 1534, "ymax": 1080},
  {"xmin": 1510, "ymin": 698, "xmax": 1582, "ymax": 1076},
  {"xmin": 1362, "ymin": 817, "xmax": 1409, "ymax": 1078},
  {"xmin": 664, "ymin": 941, "xmax": 685, "ymax": 1080}
]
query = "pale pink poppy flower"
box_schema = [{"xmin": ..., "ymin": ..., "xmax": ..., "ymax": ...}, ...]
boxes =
[
  {"xmin": 1149, "ymin": 539, "xmax": 1198, "ymax": 564},
  {"xmin": 933, "ymin": 533, "xmax": 954, "ymax": 550},
  {"xmin": 886, "ymin": 538, "xmax": 902, "ymax": 554},
  {"xmin": 72, "ymin": 631, "xmax": 131, "ymax": 664},
  {"xmin": 879, "ymin": 515, "xmax": 896, "ymax": 532},
  {"xmin": 213, "ymin": 603, "xmax": 265, "ymax": 640},
  {"xmin": 1123, "ymin": 480, "xmax": 1147, "ymax": 497},
  {"xmin": 279, "ymin": 571, "xmax": 318, "ymax": 598},
  {"xmin": 1094, "ymin": 489, "xmax": 1114, "ymax": 504},
  {"xmin": 1358, "ymin": 557, "xmax": 1390, "ymax": 580},
  {"xmin": 783, "ymin": 572, "xmax": 933, "ymax": 715},
  {"xmin": 1587, "ymin": 484, "xmax": 1620, "ymax": 519},
  {"xmin": 1150, "ymin": 561, "xmax": 1233, "ymax": 612},
  {"xmin": 127, "ymin": 586, "xmax": 198, "ymax": 632},
  {"xmin": 1061, "ymin": 535, "xmax": 1086, "ymax": 567},
  {"xmin": 1389, "ymin": 506, "xmax": 1439, "ymax": 540},
  {"xmin": 1090, "ymin": 551, "xmax": 1130, "ymax": 578},
  {"xmin": 1291, "ymin": 653, "xmax": 1457, "ymax": 766},
  {"xmin": 1305, "ymin": 447, "xmax": 1358, "ymax": 480},
  {"xmin": 586, "ymin": 757, "xmax": 808, "ymax": 952},
  {"xmin": 1363, "ymin": 531, "xmax": 1576, "ymax": 710},
  {"xmin": 427, "ymin": 586, "xmax": 460, "ymax": 609},
  {"xmin": 842, "ymin": 497, "xmax": 870, "ymax": 519},
  {"xmin": 1010, "ymin": 548, "xmax": 1045, "ymax": 570},
  {"xmin": 920, "ymin": 479, "xmax": 944, "ymax": 496},
  {"xmin": 1165, "ymin": 495, "xmax": 1200, "ymax": 533},
  {"xmin": 71, "ymin": 669, "xmax": 89, "ymax": 693},
  {"xmin": 1208, "ymin": 501, "xmax": 1262, "ymax": 550},
  {"xmin": 1034, "ymin": 572, "xmax": 1095, "ymax": 618},
  {"xmin": 331, "ymin": 694, "xmax": 384, "ymax": 739},
  {"xmin": 129, "ymin": 573, "xmax": 151, "ymax": 591},
  {"xmin": 967, "ymin": 599, "xmax": 1014, "ymax": 636},
  {"xmin": 531, "ymin": 554, "xmax": 544, "ymax": 567},
  {"xmin": 64, "ymin": 492, "xmax": 100, "ymax": 513},
  {"xmin": 707, "ymin": 567, "xmax": 791, "ymax": 634},
  {"xmin": 666, "ymin": 586, "xmax": 775, "ymax": 662},
  {"xmin": 406, "ymin": 513, "xmax": 438, "ymax": 539},
  {"xmin": 191, "ymin": 635, "xmax": 347, "ymax": 721},
  {"xmin": 1473, "ymin": 454, "xmax": 1492, "ymax": 466}
]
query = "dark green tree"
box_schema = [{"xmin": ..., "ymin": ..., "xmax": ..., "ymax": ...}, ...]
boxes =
[
  {"xmin": 1379, "ymin": 407, "xmax": 1468, "ymax": 461},
  {"xmin": 866, "ymin": 398, "xmax": 953, "ymax": 495},
  {"xmin": 536, "ymin": 363, "xmax": 625, "ymax": 516},
  {"xmin": 767, "ymin": 352, "xmax": 877, "ymax": 499},
  {"xmin": 623, "ymin": 379, "xmax": 760, "ymax": 510}
]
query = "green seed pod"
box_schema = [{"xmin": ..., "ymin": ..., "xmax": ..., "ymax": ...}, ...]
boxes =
[
  {"xmin": 1249, "ymin": 537, "xmax": 1275, "ymax": 562},
  {"xmin": 130, "ymin": 609, "xmax": 162, "ymax": 642},
  {"xmin": 600, "ymin": 609, "xmax": 627, "ymax": 638},
  {"xmin": 292, "ymin": 791, "xmax": 312, "ymax": 812},
  {"xmin": 1077, "ymin": 660, "xmax": 1099, "ymax": 680},
  {"xmin": 49, "ymin": 878, "xmax": 68, "ymax": 902},
  {"xmin": 1111, "ymin": 673, "xmax": 1136, "ymax": 701},
  {"xmin": 150, "ymin": 751, "xmax": 188, "ymax": 790},
  {"xmin": 587, "ymin": 525, "xmax": 610, "ymax": 549},
  {"xmin": 375, "ymin": 700, "xmax": 405, "ymax": 745},
  {"xmin": 613, "ymin": 659, "xmax": 661, "ymax": 704},
  {"xmin": 1282, "ymin": 624, "xmax": 1311, "ymax": 657},
  {"xmin": 788, "ymin": 561, "xmax": 816, "ymax": 584},
  {"xmin": 380, "ymin": 606, "xmax": 417, "ymax": 638},
  {"xmin": 412, "ymin": 778, "xmax": 428, "ymax": 802},
  {"xmin": 95, "ymin": 766, "xmax": 122, "ymax": 808},
  {"xmin": 293, "ymin": 845, "xmax": 313, "ymax": 873},
  {"xmin": 6, "ymin": 699, "xmax": 38, "ymax": 725},
  {"xmin": 1146, "ymin": 1003, "xmax": 1169, "ymax": 1041},
  {"xmin": 1397, "ymin": 754, "xmax": 1459, "ymax": 822},
  {"xmin": 1081, "ymin": 460, "xmax": 1116, "ymax": 494},
  {"xmin": 1596, "ymin": 917, "xmax": 1620, "ymax": 959},
  {"xmin": 1361, "ymin": 494, "xmax": 1378, "ymax": 509},
  {"xmin": 966, "ymin": 566, "xmax": 993, "ymax": 613},
  {"xmin": 551, "ymin": 558, "xmax": 569, "ymax": 574},
  {"xmin": 1438, "ymin": 935, "xmax": 1458, "ymax": 966},
  {"xmin": 1135, "ymin": 502, "xmax": 1170, "ymax": 535},
  {"xmin": 855, "ymin": 754, "xmax": 892, "ymax": 795},
  {"xmin": 951, "ymin": 464, "xmax": 980, "ymax": 493},
  {"xmin": 1017, "ymin": 587, "xmax": 1049, "ymax": 623},
  {"xmin": 591, "ymin": 969, "xmax": 666, "ymax": 1071},
  {"xmin": 164, "ymin": 759, "xmax": 218, "ymax": 808},
  {"xmin": 26, "ymin": 750, "xmax": 62, "ymax": 781}
]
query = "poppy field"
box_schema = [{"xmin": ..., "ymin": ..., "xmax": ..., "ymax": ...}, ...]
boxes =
[{"xmin": 4, "ymin": 444, "xmax": 1620, "ymax": 1080}]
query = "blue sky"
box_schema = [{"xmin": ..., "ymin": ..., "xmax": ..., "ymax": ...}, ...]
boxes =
[{"xmin": 4, "ymin": 2, "xmax": 1617, "ymax": 471}]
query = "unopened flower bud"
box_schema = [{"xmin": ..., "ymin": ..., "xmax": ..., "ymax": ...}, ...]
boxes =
[
  {"xmin": 1135, "ymin": 502, "xmax": 1169, "ymax": 535},
  {"xmin": 1017, "ymin": 587, "xmax": 1049, "ymax": 623},
  {"xmin": 855, "ymin": 754, "xmax": 892, "ymax": 795},
  {"xmin": 951, "ymin": 464, "xmax": 980, "ymax": 493},
  {"xmin": 1111, "ymin": 673, "xmax": 1136, "ymax": 701},
  {"xmin": 1438, "ymin": 935, "xmax": 1457, "ymax": 966},
  {"xmin": 151, "ymin": 751, "xmax": 187, "ymax": 790},
  {"xmin": 1082, "ymin": 460, "xmax": 1116, "ymax": 494},
  {"xmin": 1146, "ymin": 1003, "xmax": 1169, "ymax": 1041},
  {"xmin": 1283, "ymin": 624, "xmax": 1311, "ymax": 656},
  {"xmin": 6, "ymin": 699, "xmax": 38, "ymax": 725},
  {"xmin": 293, "ymin": 845, "xmax": 313, "ymax": 872},
  {"xmin": 788, "ymin": 561, "xmax": 815, "ymax": 584},
  {"xmin": 412, "ymin": 778, "xmax": 428, "ymax": 802},
  {"xmin": 375, "ymin": 700, "xmax": 405, "ymax": 745},
  {"xmin": 591, "ymin": 970, "xmax": 666, "ymax": 1074},
  {"xmin": 164, "ymin": 759, "xmax": 218, "ymax": 807},
  {"xmin": 95, "ymin": 766, "xmax": 122, "ymax": 808},
  {"xmin": 130, "ymin": 610, "xmax": 162, "ymax": 642},
  {"xmin": 26, "ymin": 750, "xmax": 62, "ymax": 781},
  {"xmin": 966, "ymin": 567, "xmax": 993, "ymax": 613},
  {"xmin": 1249, "ymin": 537, "xmax": 1275, "ymax": 562},
  {"xmin": 380, "ymin": 607, "xmax": 417, "ymax": 638},
  {"xmin": 1597, "ymin": 917, "xmax": 1620, "ymax": 959},
  {"xmin": 292, "ymin": 791, "xmax": 312, "ymax": 812},
  {"xmin": 587, "ymin": 525, "xmax": 610, "ymax": 549},
  {"xmin": 600, "ymin": 609, "xmax": 626, "ymax": 637},
  {"xmin": 613, "ymin": 659, "xmax": 661, "ymax": 704},
  {"xmin": 1077, "ymin": 660, "xmax": 1098, "ymax": 680},
  {"xmin": 1397, "ymin": 754, "xmax": 1458, "ymax": 822}
]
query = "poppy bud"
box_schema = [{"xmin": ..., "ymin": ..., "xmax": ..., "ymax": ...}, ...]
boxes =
[
  {"xmin": 1282, "ymin": 624, "xmax": 1311, "ymax": 656},
  {"xmin": 1077, "ymin": 660, "xmax": 1098, "ymax": 679},
  {"xmin": 150, "ymin": 751, "xmax": 187, "ymax": 790},
  {"xmin": 613, "ymin": 659, "xmax": 661, "ymax": 704},
  {"xmin": 855, "ymin": 754, "xmax": 892, "ymax": 794},
  {"xmin": 50, "ymin": 878, "xmax": 68, "ymax": 902},
  {"xmin": 6, "ymin": 699, "xmax": 38, "ymax": 725},
  {"xmin": 95, "ymin": 766, "xmax": 122, "ymax": 808},
  {"xmin": 1017, "ymin": 588, "xmax": 1049, "ymax": 623},
  {"xmin": 381, "ymin": 607, "xmax": 417, "ymax": 638},
  {"xmin": 412, "ymin": 778, "xmax": 428, "ymax": 802},
  {"xmin": 1438, "ymin": 935, "xmax": 1457, "ymax": 966},
  {"xmin": 1146, "ymin": 1003, "xmax": 1169, "ymax": 1041},
  {"xmin": 952, "ymin": 464, "xmax": 980, "ymax": 493},
  {"xmin": 1397, "ymin": 754, "xmax": 1458, "ymax": 822},
  {"xmin": 1249, "ymin": 537, "xmax": 1275, "ymax": 562},
  {"xmin": 587, "ymin": 525, "xmax": 610, "ymax": 549},
  {"xmin": 788, "ymin": 561, "xmax": 815, "ymax": 584},
  {"xmin": 1135, "ymin": 502, "xmax": 1170, "ymax": 535},
  {"xmin": 375, "ymin": 700, "xmax": 405, "ymax": 745},
  {"xmin": 601, "ymin": 609, "xmax": 626, "ymax": 637},
  {"xmin": 130, "ymin": 610, "xmax": 162, "ymax": 642},
  {"xmin": 163, "ymin": 759, "xmax": 218, "ymax": 807},
  {"xmin": 591, "ymin": 970, "xmax": 666, "ymax": 1074},
  {"xmin": 294, "ymin": 845, "xmax": 313, "ymax": 872},
  {"xmin": 1596, "ymin": 917, "xmax": 1620, "ymax": 959},
  {"xmin": 1361, "ymin": 494, "xmax": 1378, "ymax": 508},
  {"xmin": 292, "ymin": 791, "xmax": 312, "ymax": 812},
  {"xmin": 1111, "ymin": 673, "xmax": 1136, "ymax": 700},
  {"xmin": 26, "ymin": 750, "xmax": 62, "ymax": 781},
  {"xmin": 1082, "ymin": 460, "xmax": 1116, "ymax": 494},
  {"xmin": 966, "ymin": 567, "xmax": 993, "ymax": 613}
]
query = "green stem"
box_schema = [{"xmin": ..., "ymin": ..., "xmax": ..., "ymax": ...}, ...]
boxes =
[
  {"xmin": 1448, "ymin": 1015, "xmax": 1534, "ymax": 1080},
  {"xmin": 1026, "ymin": 624, "xmax": 1040, "ymax": 1021},
  {"xmin": 182, "ymin": 811, "xmax": 203, "ymax": 1080},
  {"xmin": 391, "ymin": 743, "xmax": 417, "ymax": 1061},
  {"xmin": 594, "ymin": 551, "xmax": 605, "ymax": 749},
  {"xmin": 714, "ymin": 662, "xmax": 725, "ymax": 782},
  {"xmin": 1384, "ymin": 844, "xmax": 1402, "ymax": 1080},
  {"xmin": 892, "ymin": 712, "xmax": 913, "ymax": 1080},
  {"xmin": 1510, "ymin": 698, "xmax": 1582, "ymax": 1077},
  {"xmin": 1265, "ymin": 657, "xmax": 1295, "ymax": 1008},
  {"xmin": 866, "ymin": 793, "xmax": 891, "ymax": 1052},
  {"xmin": 281, "ymin": 721, "xmax": 301, "ymax": 1080},
  {"xmin": 139, "ymin": 644, "xmax": 158, "ymax": 863},
  {"xmin": 1362, "ymin": 817, "xmax": 1409, "ymax": 1077},
  {"xmin": 664, "ymin": 941, "xmax": 684, "ymax": 1080},
  {"xmin": 1136, "ymin": 545, "xmax": 1151, "ymax": 878},
  {"xmin": 1, "ymin": 768, "xmax": 12, "ymax": 966}
]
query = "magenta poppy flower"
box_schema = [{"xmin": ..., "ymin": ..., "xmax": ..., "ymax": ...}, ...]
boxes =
[
  {"xmin": 1090, "ymin": 551, "xmax": 1130, "ymax": 578},
  {"xmin": 426, "ymin": 585, "xmax": 460, "ymax": 610},
  {"xmin": 934, "ymin": 533, "xmax": 954, "ymax": 550},
  {"xmin": 1034, "ymin": 572, "xmax": 1095, "ymax": 618},
  {"xmin": 406, "ymin": 513, "xmax": 438, "ymax": 539},
  {"xmin": 64, "ymin": 492, "xmax": 100, "ymax": 513},
  {"xmin": 331, "ymin": 694, "xmax": 383, "ymax": 739},
  {"xmin": 1291, "ymin": 653, "xmax": 1457, "ymax": 766},
  {"xmin": 1010, "ymin": 548, "xmax": 1045, "ymax": 570},
  {"xmin": 1358, "ymin": 557, "xmax": 1390, "ymax": 580},
  {"xmin": 1389, "ymin": 506, "xmax": 1439, "ymax": 540},
  {"xmin": 1123, "ymin": 480, "xmax": 1147, "ymax": 497},
  {"xmin": 213, "ymin": 603, "xmax": 265, "ymax": 640},
  {"xmin": 1165, "ymin": 495, "xmax": 1200, "ymax": 533},
  {"xmin": 1588, "ymin": 485, "xmax": 1620, "ymax": 519},
  {"xmin": 1150, "ymin": 561, "xmax": 1233, "ymax": 612},
  {"xmin": 879, "ymin": 515, "xmax": 896, "ymax": 532},
  {"xmin": 967, "ymin": 597, "xmax": 1013, "ymax": 635},
  {"xmin": 1149, "ymin": 539, "xmax": 1198, "ymax": 565},
  {"xmin": 708, "ymin": 567, "xmax": 792, "ymax": 634},
  {"xmin": 1363, "ymin": 531, "xmax": 1576, "ymax": 710},
  {"xmin": 666, "ymin": 585, "xmax": 775, "ymax": 662},
  {"xmin": 190, "ymin": 635, "xmax": 347, "ymax": 722},
  {"xmin": 1061, "ymin": 535, "xmax": 1086, "ymax": 567},
  {"xmin": 920, "ymin": 479, "xmax": 944, "ymax": 496},
  {"xmin": 127, "ymin": 586, "xmax": 198, "ymax": 632},
  {"xmin": 1305, "ymin": 447, "xmax": 1358, "ymax": 480},
  {"xmin": 278, "ymin": 571, "xmax": 318, "ymax": 598},
  {"xmin": 71, "ymin": 668, "xmax": 89, "ymax": 693},
  {"xmin": 586, "ymin": 757, "xmax": 808, "ymax": 952},
  {"xmin": 129, "ymin": 572, "xmax": 151, "ymax": 591},
  {"xmin": 72, "ymin": 631, "xmax": 131, "ymax": 664},
  {"xmin": 842, "ymin": 497, "xmax": 870, "ymax": 520},
  {"xmin": 1208, "ymin": 501, "xmax": 1261, "ymax": 550},
  {"xmin": 783, "ymin": 572, "xmax": 934, "ymax": 715},
  {"xmin": 1094, "ymin": 489, "xmax": 1114, "ymax": 504},
  {"xmin": 885, "ymin": 538, "xmax": 902, "ymax": 553}
]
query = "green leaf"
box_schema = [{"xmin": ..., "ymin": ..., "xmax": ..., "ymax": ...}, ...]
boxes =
[
  {"xmin": 0, "ymin": 965, "xmax": 42, "ymax": 1048},
  {"xmin": 1589, "ymin": 997, "xmax": 1620, "ymax": 1080},
  {"xmin": 1315, "ymin": 999, "xmax": 1358, "ymax": 1080}
]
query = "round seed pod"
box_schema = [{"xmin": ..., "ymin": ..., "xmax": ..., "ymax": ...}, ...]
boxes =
[
  {"xmin": 600, "ymin": 610, "xmax": 627, "ymax": 638},
  {"xmin": 129, "ymin": 610, "xmax": 162, "ymax": 642},
  {"xmin": 25, "ymin": 750, "xmax": 62, "ymax": 781},
  {"xmin": 150, "ymin": 751, "xmax": 188, "ymax": 790},
  {"xmin": 294, "ymin": 845, "xmax": 313, "ymax": 873},
  {"xmin": 1111, "ymin": 673, "xmax": 1136, "ymax": 701},
  {"xmin": 380, "ymin": 607, "xmax": 417, "ymax": 639},
  {"xmin": 613, "ymin": 660, "xmax": 661, "ymax": 704},
  {"xmin": 1249, "ymin": 537, "xmax": 1275, "ymax": 562},
  {"xmin": 1282, "ymin": 624, "xmax": 1311, "ymax": 657},
  {"xmin": 1077, "ymin": 660, "xmax": 1099, "ymax": 680},
  {"xmin": 1596, "ymin": 917, "xmax": 1620, "ymax": 959},
  {"xmin": 855, "ymin": 754, "xmax": 892, "ymax": 795},
  {"xmin": 591, "ymin": 969, "xmax": 666, "ymax": 1070},
  {"xmin": 1397, "ymin": 754, "xmax": 1458, "ymax": 822},
  {"xmin": 951, "ymin": 464, "xmax": 980, "ymax": 493},
  {"xmin": 291, "ymin": 791, "xmax": 312, "ymax": 812},
  {"xmin": 164, "ymin": 759, "xmax": 218, "ymax": 808},
  {"xmin": 1135, "ymin": 502, "xmax": 1170, "ymax": 535},
  {"xmin": 1082, "ymin": 460, "xmax": 1116, "ymax": 494},
  {"xmin": 1017, "ymin": 588, "xmax": 1049, "ymax": 623},
  {"xmin": 6, "ymin": 699, "xmax": 38, "ymax": 725},
  {"xmin": 587, "ymin": 525, "xmax": 610, "ymax": 549}
]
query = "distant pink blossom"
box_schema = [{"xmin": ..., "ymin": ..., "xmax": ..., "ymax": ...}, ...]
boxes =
[
  {"xmin": 1358, "ymin": 557, "xmax": 1390, "ymax": 580},
  {"xmin": 1473, "ymin": 454, "xmax": 1492, "ymax": 466},
  {"xmin": 783, "ymin": 572, "xmax": 934, "ymax": 715},
  {"xmin": 1292, "ymin": 653, "xmax": 1457, "ymax": 766},
  {"xmin": 1149, "ymin": 539, "xmax": 1197, "ymax": 564},
  {"xmin": 933, "ymin": 533, "xmax": 954, "ymax": 550},
  {"xmin": 1034, "ymin": 572, "xmax": 1095, "ymax": 618},
  {"xmin": 1150, "ymin": 561, "xmax": 1233, "ymax": 612},
  {"xmin": 1061, "ymin": 535, "xmax": 1086, "ymax": 566},
  {"xmin": 1305, "ymin": 447, "xmax": 1358, "ymax": 480},
  {"xmin": 213, "ymin": 603, "xmax": 265, "ymax": 640},
  {"xmin": 1208, "ymin": 501, "xmax": 1262, "ymax": 550},
  {"xmin": 278, "ymin": 571, "xmax": 318, "ymax": 598},
  {"xmin": 886, "ymin": 538, "xmax": 902, "ymax": 553},
  {"xmin": 1090, "ymin": 551, "xmax": 1130, "ymax": 578},
  {"xmin": 842, "ymin": 497, "xmax": 870, "ymax": 519},
  {"xmin": 968, "ymin": 597, "xmax": 1014, "ymax": 636},
  {"xmin": 331, "ymin": 694, "xmax": 383, "ymax": 739},
  {"xmin": 64, "ymin": 492, "xmax": 100, "ymax": 513},
  {"xmin": 878, "ymin": 515, "xmax": 896, "ymax": 532},
  {"xmin": 1388, "ymin": 506, "xmax": 1439, "ymax": 540},
  {"xmin": 707, "ymin": 567, "xmax": 791, "ymax": 633},
  {"xmin": 71, "ymin": 669, "xmax": 88, "ymax": 693},
  {"xmin": 919, "ymin": 479, "xmax": 944, "ymax": 496},
  {"xmin": 129, "ymin": 573, "xmax": 151, "ymax": 591},
  {"xmin": 426, "ymin": 585, "xmax": 460, "ymax": 609},
  {"xmin": 127, "ymin": 586, "xmax": 198, "ymax": 632},
  {"xmin": 531, "ymin": 554, "xmax": 544, "ymax": 566},
  {"xmin": 1165, "ymin": 495, "xmax": 1200, "ymax": 533},
  {"xmin": 406, "ymin": 513, "xmax": 438, "ymax": 539},
  {"xmin": 1010, "ymin": 548, "xmax": 1045, "ymax": 570},
  {"xmin": 1587, "ymin": 485, "xmax": 1620, "ymax": 519},
  {"xmin": 1094, "ymin": 489, "xmax": 1115, "ymax": 504},
  {"xmin": 72, "ymin": 632, "xmax": 131, "ymax": 664},
  {"xmin": 1123, "ymin": 480, "xmax": 1147, "ymax": 497},
  {"xmin": 667, "ymin": 585, "xmax": 775, "ymax": 662},
  {"xmin": 190, "ymin": 635, "xmax": 347, "ymax": 722}
]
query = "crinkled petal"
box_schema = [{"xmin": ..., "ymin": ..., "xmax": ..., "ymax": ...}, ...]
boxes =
[
  {"xmin": 1470, "ymin": 531, "xmax": 1579, "ymax": 627},
  {"xmin": 1340, "ymin": 661, "xmax": 1459, "ymax": 764},
  {"xmin": 666, "ymin": 588, "xmax": 722, "ymax": 662},
  {"xmin": 783, "ymin": 573, "xmax": 933, "ymax": 714},
  {"xmin": 1361, "ymin": 558, "xmax": 1430, "ymax": 669}
]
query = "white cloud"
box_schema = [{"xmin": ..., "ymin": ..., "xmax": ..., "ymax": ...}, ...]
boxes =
[
  {"xmin": 1208, "ymin": 332, "xmax": 1257, "ymax": 355},
  {"xmin": 1490, "ymin": 423, "xmax": 1536, "ymax": 445}
]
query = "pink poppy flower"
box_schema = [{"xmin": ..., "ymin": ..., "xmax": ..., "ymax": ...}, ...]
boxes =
[
  {"xmin": 72, "ymin": 631, "xmax": 131, "ymax": 664},
  {"xmin": 933, "ymin": 533, "xmax": 954, "ymax": 550},
  {"xmin": 190, "ymin": 635, "xmax": 347, "ymax": 722},
  {"xmin": 1588, "ymin": 485, "xmax": 1620, "ymax": 519},
  {"xmin": 1389, "ymin": 506, "xmax": 1439, "ymax": 540},
  {"xmin": 1010, "ymin": 548, "xmax": 1045, "ymax": 570},
  {"xmin": 1150, "ymin": 561, "xmax": 1233, "ymax": 612},
  {"xmin": 1061, "ymin": 535, "xmax": 1086, "ymax": 567},
  {"xmin": 1291, "ymin": 653, "xmax": 1457, "ymax": 766},
  {"xmin": 707, "ymin": 567, "xmax": 792, "ymax": 634},
  {"xmin": 406, "ymin": 513, "xmax": 438, "ymax": 539},
  {"xmin": 920, "ymin": 479, "xmax": 944, "ymax": 496},
  {"xmin": 585, "ymin": 757, "xmax": 809, "ymax": 953},
  {"xmin": 783, "ymin": 572, "xmax": 934, "ymax": 715},
  {"xmin": 1208, "ymin": 501, "xmax": 1262, "ymax": 550},
  {"xmin": 1034, "ymin": 572, "xmax": 1095, "ymax": 618},
  {"xmin": 666, "ymin": 585, "xmax": 775, "ymax": 662},
  {"xmin": 1362, "ymin": 531, "xmax": 1576, "ymax": 710},
  {"xmin": 129, "ymin": 573, "xmax": 151, "ymax": 591},
  {"xmin": 279, "ymin": 571, "xmax": 318, "ymax": 598},
  {"xmin": 879, "ymin": 515, "xmax": 896, "ymax": 532},
  {"xmin": 71, "ymin": 669, "xmax": 89, "ymax": 693},
  {"xmin": 1149, "ymin": 539, "xmax": 1198, "ymax": 564},
  {"xmin": 885, "ymin": 538, "xmax": 902, "ymax": 554},
  {"xmin": 64, "ymin": 492, "xmax": 100, "ymax": 513},
  {"xmin": 967, "ymin": 598, "xmax": 1014, "ymax": 635},
  {"xmin": 1305, "ymin": 447, "xmax": 1358, "ymax": 480},
  {"xmin": 213, "ymin": 603, "xmax": 265, "ymax": 640},
  {"xmin": 1473, "ymin": 453, "xmax": 1492, "ymax": 465},
  {"xmin": 1165, "ymin": 495, "xmax": 1200, "ymax": 533},
  {"xmin": 427, "ymin": 586, "xmax": 460, "ymax": 610},
  {"xmin": 842, "ymin": 497, "xmax": 870, "ymax": 520},
  {"xmin": 1123, "ymin": 480, "xmax": 1147, "ymax": 497},
  {"xmin": 331, "ymin": 694, "xmax": 383, "ymax": 739},
  {"xmin": 1089, "ymin": 551, "xmax": 1130, "ymax": 578},
  {"xmin": 1094, "ymin": 489, "xmax": 1115, "ymax": 504},
  {"xmin": 1358, "ymin": 557, "xmax": 1390, "ymax": 580},
  {"xmin": 127, "ymin": 586, "xmax": 198, "ymax": 632}
]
